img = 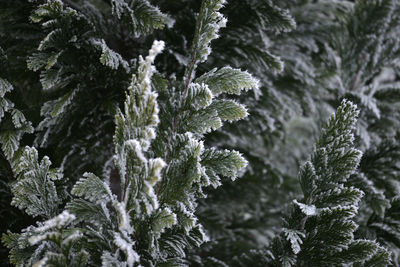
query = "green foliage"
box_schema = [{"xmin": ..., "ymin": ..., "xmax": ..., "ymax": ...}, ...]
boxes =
[
  {"xmin": 0, "ymin": 79, "xmax": 34, "ymax": 161},
  {"xmin": 110, "ymin": 0, "xmax": 173, "ymax": 37},
  {"xmin": 196, "ymin": 67, "xmax": 259, "ymax": 96},
  {"xmin": 271, "ymin": 100, "xmax": 389, "ymax": 266},
  {"xmin": 11, "ymin": 146, "xmax": 63, "ymax": 219}
]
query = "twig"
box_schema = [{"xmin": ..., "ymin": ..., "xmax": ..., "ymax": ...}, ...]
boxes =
[{"xmin": 156, "ymin": 1, "xmax": 205, "ymax": 197}]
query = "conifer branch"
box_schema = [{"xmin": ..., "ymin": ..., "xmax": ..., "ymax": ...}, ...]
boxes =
[{"xmin": 157, "ymin": 0, "xmax": 209, "ymax": 197}]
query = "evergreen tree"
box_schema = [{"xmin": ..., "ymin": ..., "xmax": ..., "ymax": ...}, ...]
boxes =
[{"xmin": 1, "ymin": 0, "xmax": 400, "ymax": 266}]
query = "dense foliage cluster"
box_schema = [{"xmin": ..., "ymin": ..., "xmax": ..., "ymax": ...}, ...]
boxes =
[{"xmin": 1, "ymin": 0, "xmax": 400, "ymax": 266}]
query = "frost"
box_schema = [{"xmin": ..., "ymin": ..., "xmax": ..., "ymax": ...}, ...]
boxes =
[
  {"xmin": 92, "ymin": 39, "xmax": 129, "ymax": 71},
  {"xmin": 0, "ymin": 78, "xmax": 13, "ymax": 97},
  {"xmin": 114, "ymin": 233, "xmax": 140, "ymax": 267},
  {"xmin": 148, "ymin": 158, "xmax": 166, "ymax": 185},
  {"xmin": 125, "ymin": 139, "xmax": 147, "ymax": 164},
  {"xmin": 283, "ymin": 228, "xmax": 305, "ymax": 254},
  {"xmin": 61, "ymin": 230, "xmax": 83, "ymax": 246},
  {"xmin": 186, "ymin": 83, "xmax": 213, "ymax": 110},
  {"xmin": 28, "ymin": 231, "xmax": 59, "ymax": 245},
  {"xmin": 32, "ymin": 257, "xmax": 48, "ymax": 267},
  {"xmin": 34, "ymin": 211, "xmax": 75, "ymax": 233},
  {"xmin": 152, "ymin": 207, "xmax": 177, "ymax": 233},
  {"xmin": 114, "ymin": 201, "xmax": 133, "ymax": 234},
  {"xmin": 146, "ymin": 40, "xmax": 165, "ymax": 64},
  {"xmin": 293, "ymin": 200, "xmax": 317, "ymax": 216},
  {"xmin": 110, "ymin": 0, "xmax": 173, "ymax": 36},
  {"xmin": 38, "ymin": 29, "xmax": 61, "ymax": 51},
  {"xmin": 193, "ymin": 0, "xmax": 228, "ymax": 63},
  {"xmin": 196, "ymin": 67, "xmax": 259, "ymax": 96}
]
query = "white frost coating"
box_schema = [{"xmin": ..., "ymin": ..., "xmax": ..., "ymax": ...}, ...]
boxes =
[
  {"xmin": 143, "ymin": 181, "xmax": 159, "ymax": 212},
  {"xmin": 196, "ymin": 0, "xmax": 227, "ymax": 63},
  {"xmin": 283, "ymin": 228, "xmax": 305, "ymax": 254},
  {"xmin": 34, "ymin": 210, "xmax": 75, "ymax": 233},
  {"xmin": 92, "ymin": 39, "xmax": 129, "ymax": 71},
  {"xmin": 61, "ymin": 230, "xmax": 83, "ymax": 245},
  {"xmin": 38, "ymin": 29, "xmax": 61, "ymax": 51},
  {"xmin": 28, "ymin": 231, "xmax": 58, "ymax": 245},
  {"xmin": 101, "ymin": 201, "xmax": 111, "ymax": 222},
  {"xmin": 133, "ymin": 40, "xmax": 164, "ymax": 97},
  {"xmin": 126, "ymin": 139, "xmax": 147, "ymax": 164},
  {"xmin": 102, "ymin": 180, "xmax": 114, "ymax": 200},
  {"xmin": 146, "ymin": 40, "xmax": 165, "ymax": 64},
  {"xmin": 293, "ymin": 200, "xmax": 317, "ymax": 216},
  {"xmin": 189, "ymin": 83, "xmax": 213, "ymax": 110},
  {"xmin": 198, "ymin": 224, "xmax": 209, "ymax": 242},
  {"xmin": 32, "ymin": 257, "xmax": 48, "ymax": 267},
  {"xmin": 114, "ymin": 232, "xmax": 140, "ymax": 267},
  {"xmin": 115, "ymin": 201, "xmax": 133, "ymax": 234},
  {"xmin": 148, "ymin": 158, "xmax": 166, "ymax": 184},
  {"xmin": 218, "ymin": 17, "xmax": 227, "ymax": 28},
  {"xmin": 147, "ymin": 127, "xmax": 156, "ymax": 140},
  {"xmin": 0, "ymin": 78, "xmax": 13, "ymax": 97}
]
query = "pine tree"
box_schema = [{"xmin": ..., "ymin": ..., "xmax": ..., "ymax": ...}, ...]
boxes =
[{"xmin": 1, "ymin": 0, "xmax": 400, "ymax": 266}]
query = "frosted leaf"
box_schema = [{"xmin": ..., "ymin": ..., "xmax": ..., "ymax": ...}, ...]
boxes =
[
  {"xmin": 110, "ymin": 0, "xmax": 173, "ymax": 37},
  {"xmin": 277, "ymin": 100, "xmax": 376, "ymax": 265},
  {"xmin": 364, "ymin": 246, "xmax": 391, "ymax": 266},
  {"xmin": 38, "ymin": 29, "xmax": 62, "ymax": 51},
  {"xmin": 92, "ymin": 39, "xmax": 129, "ymax": 71},
  {"xmin": 146, "ymin": 40, "xmax": 165, "ymax": 64},
  {"xmin": 314, "ymin": 185, "xmax": 364, "ymax": 207},
  {"xmin": 32, "ymin": 257, "xmax": 48, "ymax": 267},
  {"xmin": 11, "ymin": 146, "xmax": 61, "ymax": 218},
  {"xmin": 71, "ymin": 172, "xmax": 113, "ymax": 203},
  {"xmin": 197, "ymin": 224, "xmax": 209, "ymax": 243},
  {"xmin": 101, "ymin": 251, "xmax": 127, "ymax": 267},
  {"xmin": 34, "ymin": 210, "xmax": 75, "ymax": 233},
  {"xmin": 208, "ymin": 100, "xmax": 248, "ymax": 122},
  {"xmin": 152, "ymin": 207, "xmax": 177, "ymax": 233},
  {"xmin": 113, "ymin": 40, "xmax": 163, "ymax": 154},
  {"xmin": 256, "ymin": 1, "xmax": 296, "ymax": 33},
  {"xmin": 114, "ymin": 201, "xmax": 133, "ymax": 234},
  {"xmin": 147, "ymin": 158, "xmax": 166, "ymax": 185},
  {"xmin": 40, "ymin": 89, "xmax": 77, "ymax": 118},
  {"xmin": 185, "ymin": 108, "xmax": 222, "ymax": 134},
  {"xmin": 28, "ymin": 231, "xmax": 59, "ymax": 245},
  {"xmin": 299, "ymin": 161, "xmax": 316, "ymax": 199},
  {"xmin": 175, "ymin": 202, "xmax": 197, "ymax": 233},
  {"xmin": 185, "ymin": 83, "xmax": 213, "ymax": 110},
  {"xmin": 196, "ymin": 67, "xmax": 259, "ymax": 96},
  {"xmin": 0, "ymin": 78, "xmax": 13, "ymax": 97},
  {"xmin": 0, "ymin": 97, "xmax": 14, "ymax": 122},
  {"xmin": 113, "ymin": 233, "xmax": 140, "ymax": 267},
  {"xmin": 40, "ymin": 68, "xmax": 62, "ymax": 90},
  {"xmin": 188, "ymin": 0, "xmax": 228, "ymax": 64},
  {"xmin": 61, "ymin": 230, "xmax": 83, "ymax": 246},
  {"xmin": 11, "ymin": 109, "xmax": 29, "ymax": 129},
  {"xmin": 125, "ymin": 139, "xmax": 147, "ymax": 164},
  {"xmin": 0, "ymin": 131, "xmax": 20, "ymax": 160},
  {"xmin": 142, "ymin": 180, "xmax": 159, "ymax": 213},
  {"xmin": 201, "ymin": 148, "xmax": 247, "ymax": 180},
  {"xmin": 30, "ymin": 0, "xmax": 67, "ymax": 23},
  {"xmin": 283, "ymin": 228, "xmax": 305, "ymax": 254},
  {"xmin": 293, "ymin": 200, "xmax": 317, "ymax": 216},
  {"xmin": 27, "ymin": 51, "xmax": 62, "ymax": 72}
]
